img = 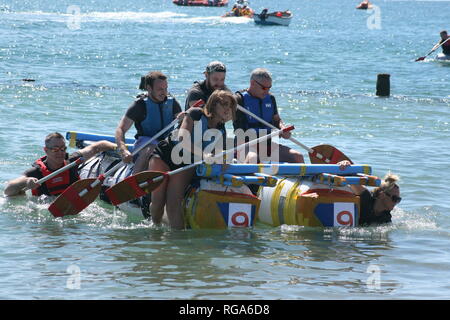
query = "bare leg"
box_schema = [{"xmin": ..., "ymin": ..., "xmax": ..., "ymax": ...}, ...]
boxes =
[
  {"xmin": 148, "ymin": 156, "xmax": 169, "ymax": 225},
  {"xmin": 165, "ymin": 167, "xmax": 195, "ymax": 229},
  {"xmin": 278, "ymin": 144, "xmax": 304, "ymax": 163},
  {"xmin": 132, "ymin": 145, "xmax": 156, "ymax": 174}
]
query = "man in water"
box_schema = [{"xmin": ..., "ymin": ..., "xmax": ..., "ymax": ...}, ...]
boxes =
[
  {"xmin": 4, "ymin": 132, "xmax": 116, "ymax": 197},
  {"xmin": 434, "ymin": 30, "xmax": 450, "ymax": 56}
]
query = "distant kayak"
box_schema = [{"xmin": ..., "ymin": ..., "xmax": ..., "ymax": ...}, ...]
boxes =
[
  {"xmin": 173, "ymin": 0, "xmax": 228, "ymax": 6},
  {"xmin": 436, "ymin": 53, "xmax": 450, "ymax": 61},
  {"xmin": 254, "ymin": 10, "xmax": 292, "ymax": 26}
]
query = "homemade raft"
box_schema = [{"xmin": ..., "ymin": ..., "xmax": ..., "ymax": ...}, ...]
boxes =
[
  {"xmin": 67, "ymin": 131, "xmax": 381, "ymax": 228},
  {"xmin": 195, "ymin": 164, "xmax": 380, "ymax": 228}
]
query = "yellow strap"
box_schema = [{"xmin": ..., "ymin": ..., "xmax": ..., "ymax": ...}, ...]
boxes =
[
  {"xmin": 270, "ymin": 180, "xmax": 285, "ymax": 226},
  {"xmin": 299, "ymin": 164, "xmax": 307, "ymax": 176},
  {"xmin": 68, "ymin": 131, "xmax": 77, "ymax": 148}
]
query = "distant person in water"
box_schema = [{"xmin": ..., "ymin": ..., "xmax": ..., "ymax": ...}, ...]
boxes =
[
  {"xmin": 338, "ymin": 160, "xmax": 401, "ymax": 226},
  {"xmin": 4, "ymin": 132, "xmax": 116, "ymax": 197},
  {"xmin": 434, "ymin": 30, "xmax": 450, "ymax": 56}
]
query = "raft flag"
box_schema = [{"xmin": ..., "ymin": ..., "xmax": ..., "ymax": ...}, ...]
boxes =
[
  {"xmin": 333, "ymin": 202, "xmax": 356, "ymax": 227},
  {"xmin": 218, "ymin": 202, "xmax": 256, "ymax": 227},
  {"xmin": 315, "ymin": 202, "xmax": 357, "ymax": 227}
]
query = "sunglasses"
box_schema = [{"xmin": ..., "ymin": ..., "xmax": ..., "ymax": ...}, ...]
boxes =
[
  {"xmin": 385, "ymin": 192, "xmax": 402, "ymax": 204},
  {"xmin": 254, "ymin": 79, "xmax": 272, "ymax": 91},
  {"xmin": 46, "ymin": 146, "xmax": 67, "ymax": 153}
]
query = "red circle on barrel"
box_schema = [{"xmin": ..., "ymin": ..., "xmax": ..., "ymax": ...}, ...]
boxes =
[
  {"xmin": 231, "ymin": 212, "xmax": 249, "ymax": 227},
  {"xmin": 337, "ymin": 210, "xmax": 353, "ymax": 226}
]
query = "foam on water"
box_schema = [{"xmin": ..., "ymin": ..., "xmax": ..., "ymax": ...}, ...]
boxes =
[{"xmin": 1, "ymin": 10, "xmax": 250, "ymax": 25}]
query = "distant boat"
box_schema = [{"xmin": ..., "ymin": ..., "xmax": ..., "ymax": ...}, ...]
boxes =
[
  {"xmin": 173, "ymin": 0, "xmax": 228, "ymax": 6},
  {"xmin": 436, "ymin": 53, "xmax": 450, "ymax": 62},
  {"xmin": 356, "ymin": 1, "xmax": 373, "ymax": 9},
  {"xmin": 254, "ymin": 10, "xmax": 292, "ymax": 26},
  {"xmin": 222, "ymin": 1, "xmax": 254, "ymax": 18}
]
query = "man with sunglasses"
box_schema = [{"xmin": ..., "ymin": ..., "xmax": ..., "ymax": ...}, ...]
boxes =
[
  {"xmin": 233, "ymin": 68, "xmax": 304, "ymax": 163},
  {"xmin": 4, "ymin": 132, "xmax": 116, "ymax": 197},
  {"xmin": 338, "ymin": 160, "xmax": 402, "ymax": 226},
  {"xmin": 184, "ymin": 61, "xmax": 231, "ymax": 110}
]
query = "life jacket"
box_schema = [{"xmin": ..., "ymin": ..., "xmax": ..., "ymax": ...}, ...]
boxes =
[
  {"xmin": 140, "ymin": 96, "xmax": 174, "ymax": 139},
  {"xmin": 442, "ymin": 37, "xmax": 450, "ymax": 55},
  {"xmin": 238, "ymin": 91, "xmax": 275, "ymax": 135},
  {"xmin": 31, "ymin": 156, "xmax": 79, "ymax": 196},
  {"xmin": 192, "ymin": 113, "xmax": 226, "ymax": 151}
]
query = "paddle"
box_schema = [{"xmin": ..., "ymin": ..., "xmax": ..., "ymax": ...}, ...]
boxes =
[
  {"xmin": 236, "ymin": 105, "xmax": 351, "ymax": 164},
  {"xmin": 48, "ymin": 117, "xmax": 181, "ymax": 217},
  {"xmin": 105, "ymin": 125, "xmax": 295, "ymax": 206},
  {"xmin": 415, "ymin": 37, "xmax": 450, "ymax": 62},
  {"xmin": 20, "ymin": 157, "xmax": 85, "ymax": 193}
]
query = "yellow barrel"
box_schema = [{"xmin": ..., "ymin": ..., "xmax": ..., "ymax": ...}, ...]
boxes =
[
  {"xmin": 184, "ymin": 180, "xmax": 261, "ymax": 229},
  {"xmin": 257, "ymin": 178, "xmax": 360, "ymax": 227}
]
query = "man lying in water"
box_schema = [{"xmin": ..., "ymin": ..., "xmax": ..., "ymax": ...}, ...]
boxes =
[{"xmin": 4, "ymin": 132, "xmax": 116, "ymax": 197}]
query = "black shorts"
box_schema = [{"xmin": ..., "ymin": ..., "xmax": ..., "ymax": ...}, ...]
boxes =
[{"xmin": 153, "ymin": 139, "xmax": 190, "ymax": 172}]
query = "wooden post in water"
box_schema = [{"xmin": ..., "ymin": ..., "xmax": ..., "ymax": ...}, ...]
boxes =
[{"xmin": 376, "ymin": 73, "xmax": 390, "ymax": 97}]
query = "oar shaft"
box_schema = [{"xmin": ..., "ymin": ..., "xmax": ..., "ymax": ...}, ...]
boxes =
[
  {"xmin": 137, "ymin": 125, "xmax": 293, "ymax": 189},
  {"xmin": 79, "ymin": 118, "xmax": 180, "ymax": 197},
  {"xmin": 417, "ymin": 37, "xmax": 450, "ymax": 61},
  {"xmin": 236, "ymin": 105, "xmax": 329, "ymax": 161},
  {"xmin": 431, "ymin": 37, "xmax": 450, "ymax": 54},
  {"xmin": 36, "ymin": 157, "xmax": 84, "ymax": 185}
]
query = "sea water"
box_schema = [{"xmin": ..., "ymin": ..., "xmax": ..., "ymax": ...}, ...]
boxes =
[{"xmin": 0, "ymin": 0, "xmax": 449, "ymax": 299}]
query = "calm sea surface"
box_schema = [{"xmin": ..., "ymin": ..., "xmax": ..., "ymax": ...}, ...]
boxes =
[{"xmin": 1, "ymin": 0, "xmax": 449, "ymax": 300}]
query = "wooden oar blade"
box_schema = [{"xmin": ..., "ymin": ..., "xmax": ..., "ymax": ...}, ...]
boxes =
[
  {"xmin": 105, "ymin": 171, "xmax": 166, "ymax": 206},
  {"xmin": 48, "ymin": 178, "xmax": 102, "ymax": 217},
  {"xmin": 309, "ymin": 144, "xmax": 353, "ymax": 164}
]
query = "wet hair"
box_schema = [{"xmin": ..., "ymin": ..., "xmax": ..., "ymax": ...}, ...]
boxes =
[
  {"xmin": 139, "ymin": 71, "xmax": 167, "ymax": 90},
  {"xmin": 45, "ymin": 132, "xmax": 65, "ymax": 147},
  {"xmin": 203, "ymin": 90, "xmax": 237, "ymax": 121},
  {"xmin": 373, "ymin": 172, "xmax": 400, "ymax": 197}
]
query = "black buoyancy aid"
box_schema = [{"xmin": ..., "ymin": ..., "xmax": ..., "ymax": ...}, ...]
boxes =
[{"xmin": 31, "ymin": 156, "xmax": 79, "ymax": 196}]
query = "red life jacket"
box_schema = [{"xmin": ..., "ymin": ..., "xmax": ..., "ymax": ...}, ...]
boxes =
[{"xmin": 31, "ymin": 156, "xmax": 79, "ymax": 196}]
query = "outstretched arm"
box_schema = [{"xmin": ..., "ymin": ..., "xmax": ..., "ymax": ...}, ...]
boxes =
[
  {"xmin": 79, "ymin": 140, "xmax": 117, "ymax": 160},
  {"xmin": 337, "ymin": 160, "xmax": 366, "ymax": 195},
  {"xmin": 4, "ymin": 175, "xmax": 40, "ymax": 197}
]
